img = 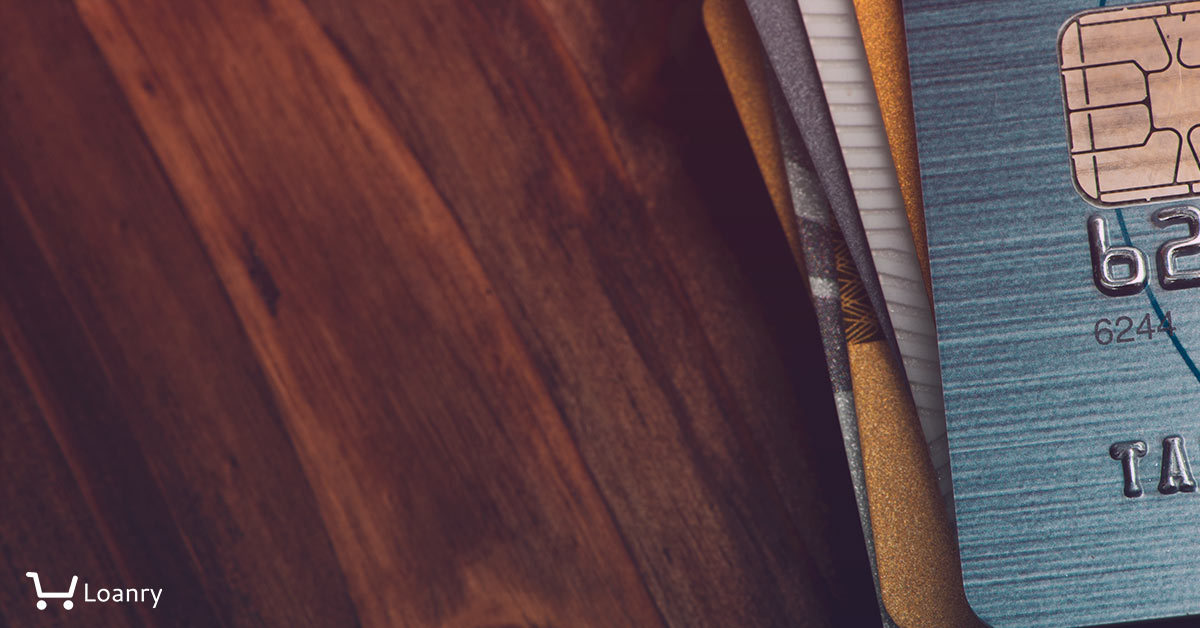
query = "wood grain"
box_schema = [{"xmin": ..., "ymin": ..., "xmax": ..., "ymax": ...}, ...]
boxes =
[{"xmin": 0, "ymin": 0, "xmax": 877, "ymax": 625}]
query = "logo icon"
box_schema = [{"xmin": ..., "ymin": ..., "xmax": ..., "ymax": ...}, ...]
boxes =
[
  {"xmin": 25, "ymin": 572, "xmax": 78, "ymax": 610},
  {"xmin": 1060, "ymin": 1, "xmax": 1200, "ymax": 206}
]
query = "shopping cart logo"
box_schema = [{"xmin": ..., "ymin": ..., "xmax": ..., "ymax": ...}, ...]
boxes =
[
  {"xmin": 25, "ymin": 572, "xmax": 77, "ymax": 611},
  {"xmin": 22, "ymin": 571, "xmax": 162, "ymax": 611}
]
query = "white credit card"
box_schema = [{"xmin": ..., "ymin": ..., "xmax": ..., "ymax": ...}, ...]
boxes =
[{"xmin": 795, "ymin": 0, "xmax": 950, "ymax": 502}]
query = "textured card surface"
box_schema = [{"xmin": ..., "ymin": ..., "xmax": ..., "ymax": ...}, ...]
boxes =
[
  {"xmin": 907, "ymin": 1, "xmax": 1200, "ymax": 626},
  {"xmin": 796, "ymin": 0, "xmax": 949, "ymax": 504}
]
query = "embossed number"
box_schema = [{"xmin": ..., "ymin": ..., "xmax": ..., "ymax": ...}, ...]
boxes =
[{"xmin": 1153, "ymin": 206, "xmax": 1200, "ymax": 290}]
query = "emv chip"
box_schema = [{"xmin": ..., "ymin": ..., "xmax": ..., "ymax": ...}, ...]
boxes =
[{"xmin": 1060, "ymin": 1, "xmax": 1200, "ymax": 206}]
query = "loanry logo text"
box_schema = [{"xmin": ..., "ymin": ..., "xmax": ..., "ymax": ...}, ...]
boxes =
[{"xmin": 24, "ymin": 572, "xmax": 162, "ymax": 611}]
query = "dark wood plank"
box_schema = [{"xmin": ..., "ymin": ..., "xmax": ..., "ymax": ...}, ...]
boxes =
[
  {"xmin": 0, "ymin": 2, "xmax": 361, "ymax": 625},
  {"xmin": 294, "ymin": 1, "xmax": 879, "ymax": 625},
  {"xmin": 74, "ymin": 0, "xmax": 668, "ymax": 626},
  {"xmin": 524, "ymin": 6, "xmax": 882, "ymax": 624},
  {"xmin": 0, "ymin": 330, "xmax": 141, "ymax": 627},
  {"xmin": 0, "ymin": 0, "xmax": 877, "ymax": 625}
]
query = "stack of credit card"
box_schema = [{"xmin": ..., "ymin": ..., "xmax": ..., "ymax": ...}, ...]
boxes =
[{"xmin": 706, "ymin": 0, "xmax": 1200, "ymax": 626}]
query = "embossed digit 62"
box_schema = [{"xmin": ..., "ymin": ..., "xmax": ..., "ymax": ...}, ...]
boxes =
[{"xmin": 1089, "ymin": 205, "xmax": 1200, "ymax": 296}]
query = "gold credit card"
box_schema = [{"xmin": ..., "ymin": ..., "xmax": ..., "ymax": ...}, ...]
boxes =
[{"xmin": 704, "ymin": 0, "xmax": 979, "ymax": 625}]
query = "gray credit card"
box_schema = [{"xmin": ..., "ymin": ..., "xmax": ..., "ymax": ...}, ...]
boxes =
[{"xmin": 907, "ymin": 0, "xmax": 1200, "ymax": 625}]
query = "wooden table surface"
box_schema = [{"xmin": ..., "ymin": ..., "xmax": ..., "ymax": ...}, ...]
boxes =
[{"xmin": 0, "ymin": 1, "xmax": 879, "ymax": 625}]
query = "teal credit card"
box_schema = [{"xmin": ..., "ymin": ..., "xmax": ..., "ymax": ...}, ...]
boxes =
[{"xmin": 907, "ymin": 1, "xmax": 1200, "ymax": 626}]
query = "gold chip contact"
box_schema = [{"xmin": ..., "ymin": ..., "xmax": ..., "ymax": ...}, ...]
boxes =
[{"xmin": 1061, "ymin": 1, "xmax": 1200, "ymax": 205}]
